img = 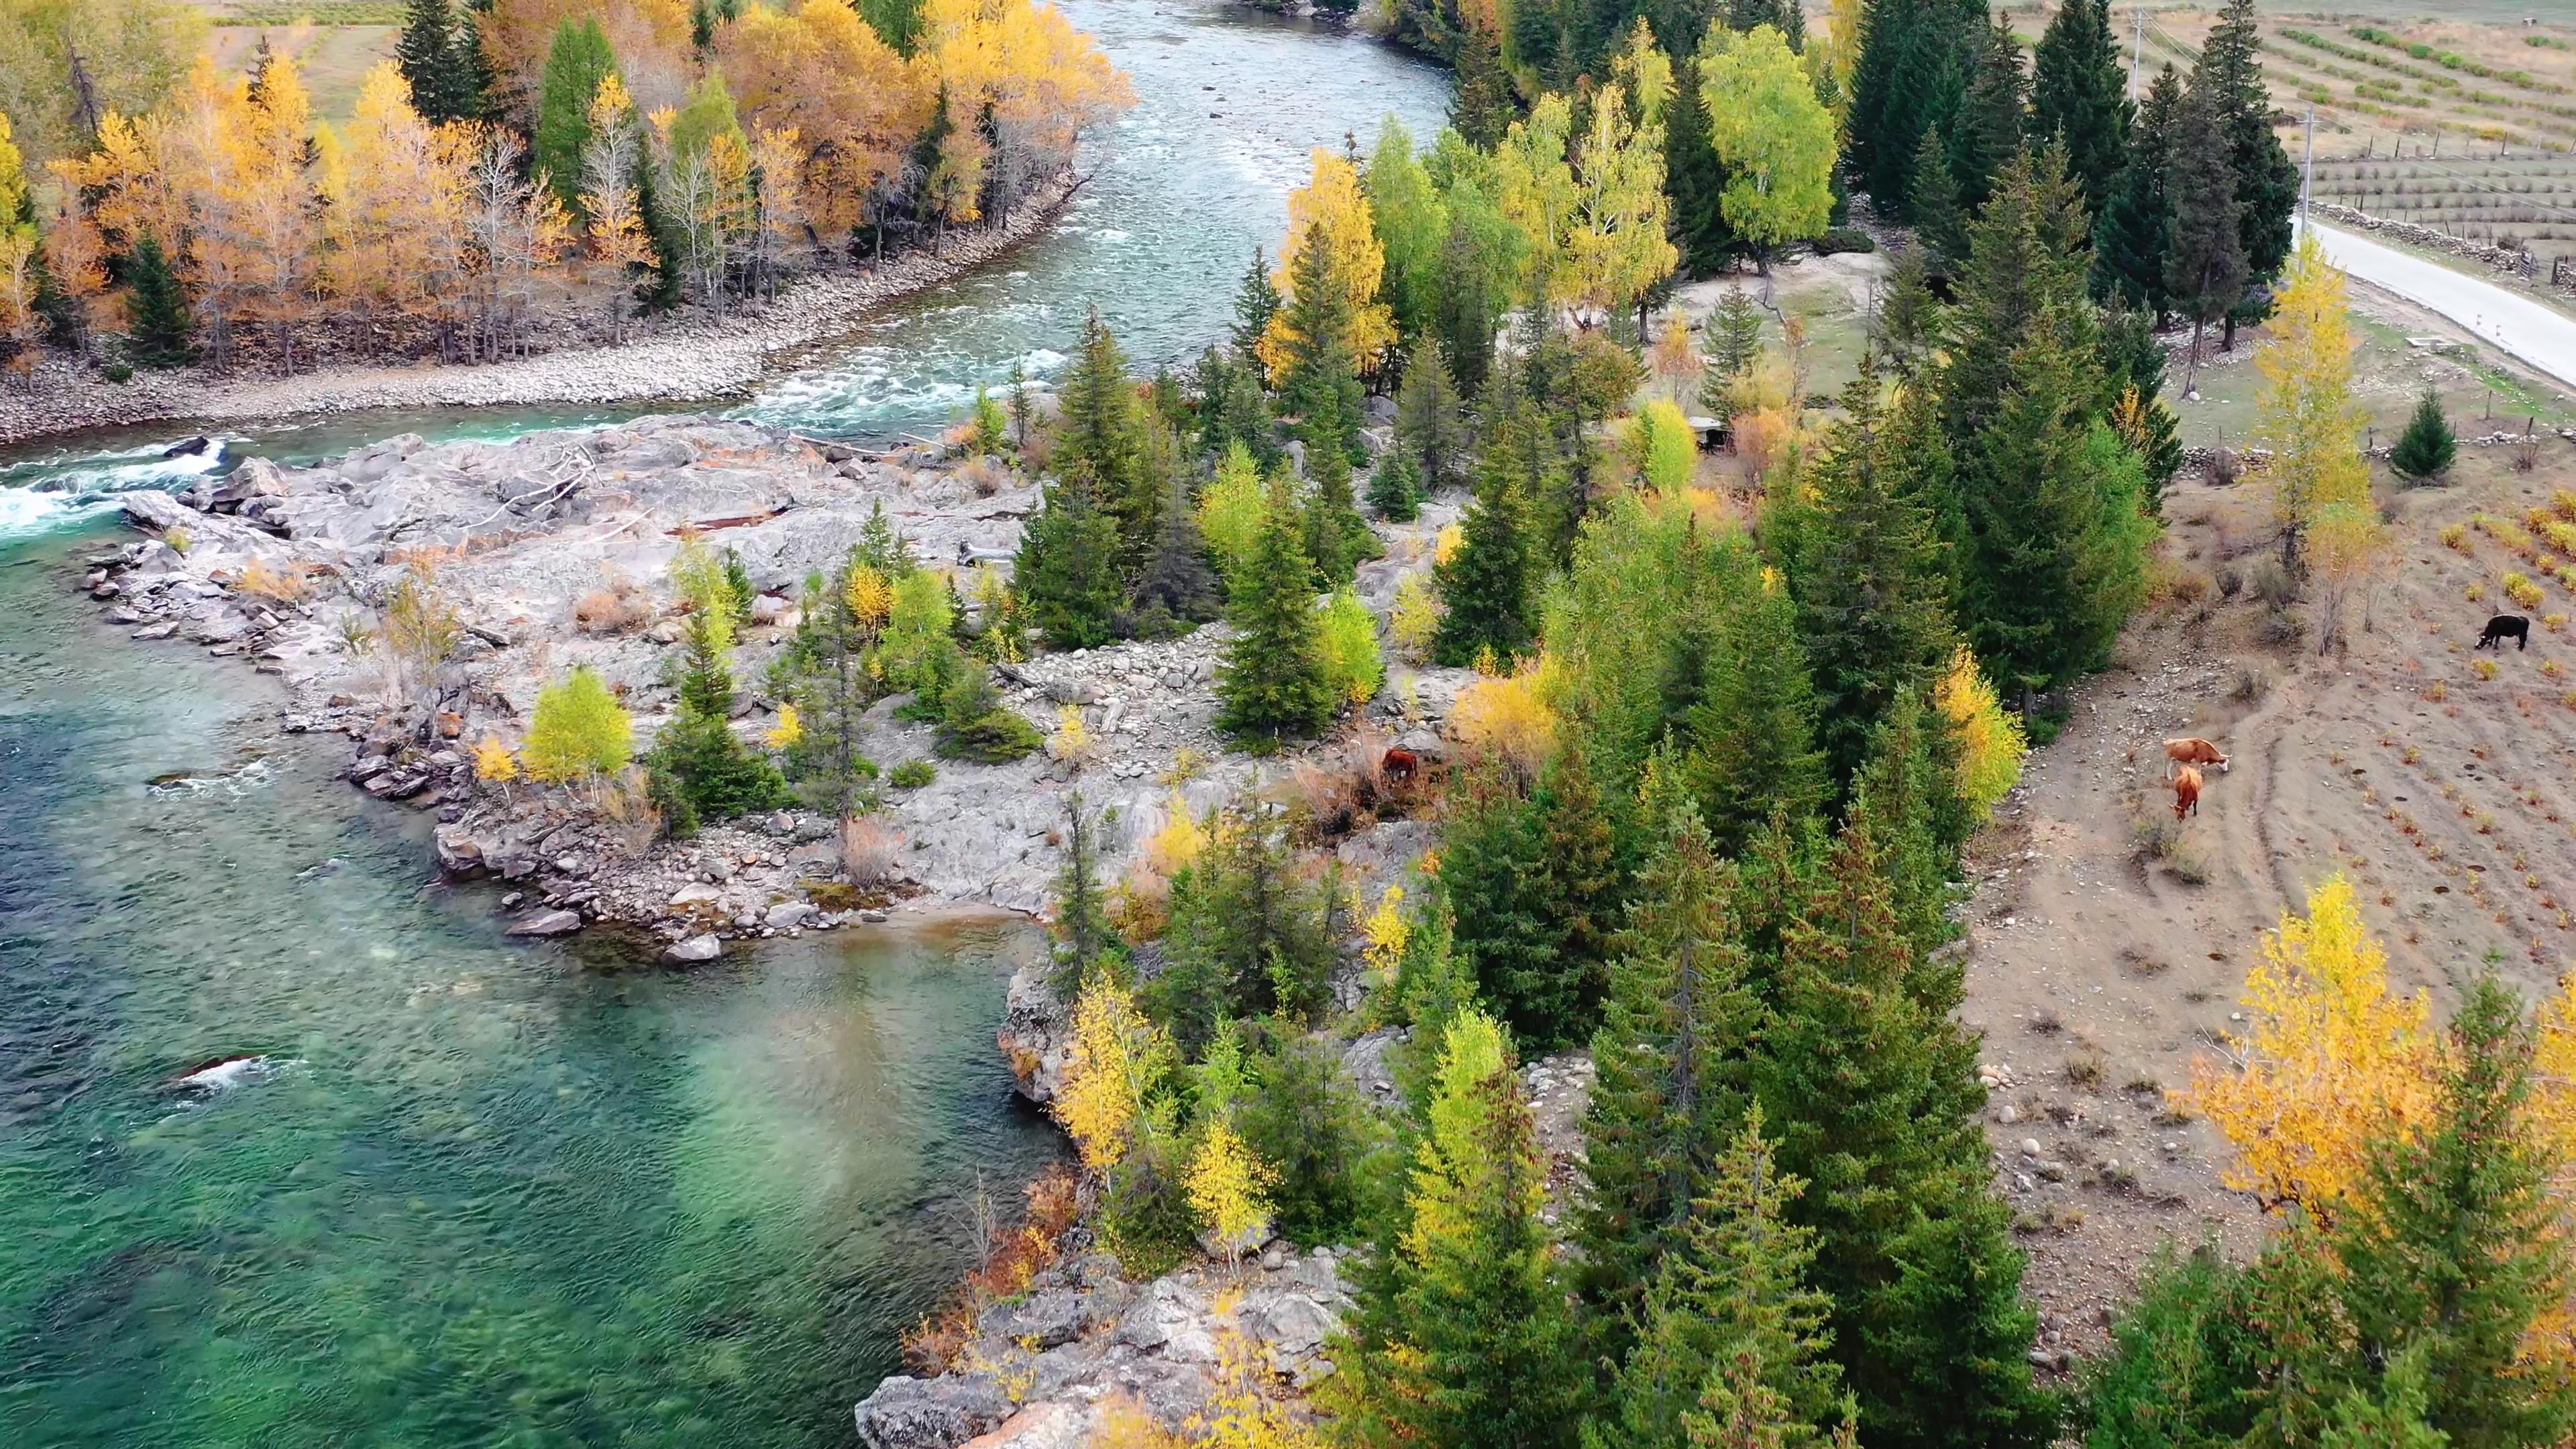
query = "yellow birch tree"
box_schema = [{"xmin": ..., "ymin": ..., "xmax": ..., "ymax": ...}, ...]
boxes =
[
  {"xmin": 1257, "ymin": 148, "xmax": 1395, "ymax": 383},
  {"xmin": 2257, "ymin": 234, "xmax": 2373, "ymax": 577}
]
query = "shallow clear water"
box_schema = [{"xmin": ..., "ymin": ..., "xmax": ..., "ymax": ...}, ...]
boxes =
[
  {"xmin": 0, "ymin": 0, "xmax": 1451, "ymax": 541},
  {"xmin": 0, "ymin": 9, "xmax": 1449, "ymax": 1442},
  {"xmin": 0, "ymin": 521, "xmax": 1068, "ymax": 1447}
]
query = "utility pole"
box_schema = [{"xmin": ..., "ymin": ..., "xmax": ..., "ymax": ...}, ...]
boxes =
[
  {"xmin": 2299, "ymin": 105, "xmax": 2316, "ymax": 233},
  {"xmin": 2130, "ymin": 7, "xmax": 2145, "ymax": 101}
]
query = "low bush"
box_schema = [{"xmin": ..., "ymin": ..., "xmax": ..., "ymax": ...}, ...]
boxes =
[
  {"xmin": 890, "ymin": 759, "xmax": 937, "ymax": 789},
  {"xmin": 1811, "ymin": 226, "xmax": 1876, "ymax": 255}
]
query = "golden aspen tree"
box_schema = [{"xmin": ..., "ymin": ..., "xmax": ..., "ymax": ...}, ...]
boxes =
[
  {"xmin": 1495, "ymin": 93, "xmax": 1580, "ymax": 304},
  {"xmin": 747, "ymin": 123, "xmax": 804, "ymax": 297},
  {"xmin": 1568, "ymin": 80, "xmax": 1676, "ymax": 321},
  {"xmin": 2186, "ymin": 873, "xmax": 2441, "ymax": 1219},
  {"xmin": 1256, "ymin": 149, "xmax": 1395, "ymax": 383},
  {"xmin": 321, "ymin": 62, "xmax": 470, "ymax": 317},
  {"xmin": 1812, "ymin": 0, "xmax": 1867, "ymax": 121},
  {"xmin": 2257, "ymin": 233, "xmax": 2372, "ymax": 577},
  {"xmin": 1186, "ymin": 1119, "xmax": 1278, "ymax": 1266},
  {"xmin": 228, "ymin": 49, "xmax": 321, "ymax": 370}
]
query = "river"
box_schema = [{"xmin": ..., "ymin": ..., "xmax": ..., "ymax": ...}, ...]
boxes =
[
  {"xmin": 0, "ymin": 4, "xmax": 1450, "ymax": 1444},
  {"xmin": 0, "ymin": 0, "xmax": 1452, "ymax": 539}
]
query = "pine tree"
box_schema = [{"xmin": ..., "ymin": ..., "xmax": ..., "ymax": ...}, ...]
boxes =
[
  {"xmin": 1231, "ymin": 247, "xmax": 1282, "ymax": 358},
  {"xmin": 1684, "ymin": 572, "xmax": 1832, "ymax": 850},
  {"xmin": 1701, "ymin": 287, "xmax": 1766, "ymax": 418},
  {"xmin": 1015, "ymin": 476, "xmax": 1125, "ymax": 649},
  {"xmin": 1217, "ymin": 473, "xmax": 1333, "ymax": 747},
  {"xmin": 2194, "ymin": 0, "xmax": 2300, "ymax": 292},
  {"xmin": 1575, "ymin": 807, "xmax": 1762, "ymax": 1346},
  {"xmin": 1666, "ymin": 48, "xmax": 1741, "ymax": 276},
  {"xmin": 1756, "ymin": 818, "xmax": 2051, "ymax": 1449},
  {"xmin": 1194, "ymin": 346, "xmax": 1278, "ymax": 469},
  {"xmin": 2334, "ymin": 977, "xmax": 2576, "ymax": 1449},
  {"xmin": 777, "ymin": 559, "xmax": 886, "ymax": 819},
  {"xmin": 1534, "ymin": 737, "xmax": 1624, "ymax": 1015},
  {"xmin": 1594, "ymin": 1110, "xmax": 1850, "ymax": 1449},
  {"xmin": 1051, "ymin": 793, "xmax": 1117, "ymax": 984},
  {"xmin": 533, "ymin": 17, "xmax": 616, "ymax": 210},
  {"xmin": 2163, "ymin": 76, "xmax": 2245, "ymax": 393},
  {"xmin": 2390, "ymin": 390, "xmax": 2457, "ymax": 484},
  {"xmin": 2090, "ymin": 66, "xmax": 2178, "ymax": 315},
  {"xmin": 1450, "ymin": 19, "xmax": 1519, "ymax": 150},
  {"xmin": 1947, "ymin": 18, "xmax": 2029, "ymax": 217},
  {"xmin": 1334, "ymin": 1010, "xmax": 1586, "ymax": 1449},
  {"xmin": 1786, "ymin": 362, "xmax": 1960, "ymax": 790},
  {"xmin": 124, "ymin": 234, "xmax": 195, "ymax": 368},
  {"xmin": 1395, "ymin": 348, "xmax": 1468, "ymax": 490},
  {"xmin": 1846, "ymin": 688, "xmax": 1974, "ymax": 977},
  {"xmin": 2029, "ymin": 0, "xmax": 2129, "ymax": 219}
]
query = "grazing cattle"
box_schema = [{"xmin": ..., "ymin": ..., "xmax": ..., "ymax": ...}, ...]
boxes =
[
  {"xmin": 2172, "ymin": 765, "xmax": 2203, "ymax": 821},
  {"xmin": 2477, "ymin": 613, "xmax": 2531, "ymax": 651},
  {"xmin": 1381, "ymin": 748, "xmax": 1421, "ymax": 783},
  {"xmin": 2163, "ymin": 737, "xmax": 2229, "ymax": 777}
]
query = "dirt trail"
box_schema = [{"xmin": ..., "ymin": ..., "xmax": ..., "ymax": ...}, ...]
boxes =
[{"xmin": 1961, "ymin": 437, "xmax": 2576, "ymax": 1364}]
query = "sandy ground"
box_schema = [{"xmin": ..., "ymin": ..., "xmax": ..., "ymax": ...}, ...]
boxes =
[{"xmin": 1962, "ymin": 430, "xmax": 2576, "ymax": 1363}]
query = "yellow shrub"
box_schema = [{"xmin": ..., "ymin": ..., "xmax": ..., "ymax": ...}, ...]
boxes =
[
  {"xmin": 2506, "ymin": 572, "xmax": 2546, "ymax": 610},
  {"xmin": 1391, "ymin": 572, "xmax": 1442, "ymax": 662},
  {"xmin": 1140, "ymin": 792, "xmax": 1205, "ymax": 877},
  {"xmin": 1452, "ymin": 659, "xmax": 1559, "ymax": 779},
  {"xmin": 2553, "ymin": 488, "xmax": 2576, "ymax": 522},
  {"xmin": 764, "ymin": 702, "xmax": 804, "ymax": 749},
  {"xmin": 2440, "ymin": 523, "xmax": 2470, "ymax": 552},
  {"xmin": 471, "ymin": 736, "xmax": 519, "ymax": 783},
  {"xmin": 2468, "ymin": 582, "xmax": 2487, "ymax": 602},
  {"xmin": 1434, "ymin": 523, "xmax": 1465, "ymax": 566},
  {"xmin": 237, "ymin": 557, "xmax": 312, "ymax": 604},
  {"xmin": 1935, "ymin": 647, "xmax": 2026, "ymax": 821},
  {"xmin": 2476, "ymin": 658, "xmax": 2501, "ymax": 680}
]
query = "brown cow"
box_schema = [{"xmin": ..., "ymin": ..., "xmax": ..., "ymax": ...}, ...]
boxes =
[
  {"xmin": 1381, "ymin": 748, "xmax": 1421, "ymax": 783},
  {"xmin": 2163, "ymin": 737, "xmax": 2229, "ymax": 778},
  {"xmin": 2172, "ymin": 765, "xmax": 2203, "ymax": 820}
]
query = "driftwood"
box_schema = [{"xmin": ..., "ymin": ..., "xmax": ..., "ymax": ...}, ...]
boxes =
[{"xmin": 668, "ymin": 507, "xmax": 791, "ymax": 534}]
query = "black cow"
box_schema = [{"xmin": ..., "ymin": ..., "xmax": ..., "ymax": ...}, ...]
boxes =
[{"xmin": 2477, "ymin": 613, "xmax": 2532, "ymax": 651}]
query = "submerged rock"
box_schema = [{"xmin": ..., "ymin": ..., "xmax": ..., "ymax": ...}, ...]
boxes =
[
  {"xmin": 503, "ymin": 909, "xmax": 583, "ymax": 937},
  {"xmin": 664, "ymin": 933, "xmax": 722, "ymax": 963}
]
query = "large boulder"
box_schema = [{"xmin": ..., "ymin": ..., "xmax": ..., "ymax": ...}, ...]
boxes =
[
  {"xmin": 432, "ymin": 824, "xmax": 486, "ymax": 877},
  {"xmin": 852, "ymin": 1374, "xmax": 1016, "ymax": 1449}
]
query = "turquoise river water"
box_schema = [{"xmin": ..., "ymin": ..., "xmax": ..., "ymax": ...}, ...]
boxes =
[{"xmin": 0, "ymin": 3, "xmax": 1448, "ymax": 1444}]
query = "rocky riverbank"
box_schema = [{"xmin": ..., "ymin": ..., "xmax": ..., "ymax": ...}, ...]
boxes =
[
  {"xmin": 0, "ymin": 172, "xmax": 1082, "ymax": 449},
  {"xmin": 76, "ymin": 411, "xmax": 1462, "ymax": 958}
]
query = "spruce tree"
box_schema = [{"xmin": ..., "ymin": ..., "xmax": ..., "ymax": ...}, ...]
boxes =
[
  {"xmin": 1787, "ymin": 362, "xmax": 1960, "ymax": 790},
  {"xmin": 1534, "ymin": 737, "xmax": 1624, "ymax": 1016},
  {"xmin": 1336, "ymin": 1010, "xmax": 1586, "ymax": 1449},
  {"xmin": 2390, "ymin": 390, "xmax": 2457, "ymax": 484},
  {"xmin": 1231, "ymin": 247, "xmax": 1282, "ymax": 359},
  {"xmin": 2090, "ymin": 66, "xmax": 2178, "ymax": 316},
  {"xmin": 1277, "ymin": 221, "xmax": 1366, "ymax": 464},
  {"xmin": 648, "ymin": 608, "xmax": 791, "ymax": 827},
  {"xmin": 125, "ymin": 235, "xmax": 195, "ymax": 368},
  {"xmin": 1907, "ymin": 127, "xmax": 1968, "ymax": 273},
  {"xmin": 1434, "ymin": 446, "xmax": 1538, "ymax": 668},
  {"xmin": 1055, "ymin": 310, "xmax": 1156, "ymax": 563},
  {"xmin": 1450, "ymin": 19, "xmax": 1519, "ymax": 150},
  {"xmin": 397, "ymin": 0, "xmax": 481, "ymax": 123},
  {"xmin": 2194, "ymin": 0, "xmax": 2300, "ymax": 291},
  {"xmin": 1014, "ymin": 476, "xmax": 1124, "ymax": 649},
  {"xmin": 1943, "ymin": 146, "xmax": 2098, "ymax": 447},
  {"xmin": 1666, "ymin": 49, "xmax": 1740, "ymax": 276},
  {"xmin": 1684, "ymin": 572, "xmax": 1832, "ymax": 851},
  {"xmin": 1367, "ymin": 448, "xmax": 1424, "ymax": 522},
  {"xmin": 1216, "ymin": 474, "xmax": 1333, "ymax": 747},
  {"xmin": 1843, "ymin": 0, "xmax": 1982, "ymax": 219},
  {"xmin": 1575, "ymin": 806, "xmax": 1762, "ymax": 1346},
  {"xmin": 1947, "ymin": 19, "xmax": 2029, "ymax": 217},
  {"xmin": 1050, "ymin": 793, "xmax": 1116, "ymax": 985},
  {"xmin": 1194, "ymin": 346, "xmax": 1278, "ymax": 468},
  {"xmin": 1394, "ymin": 348, "xmax": 1468, "ymax": 490},
  {"xmin": 1131, "ymin": 473, "xmax": 1220, "ymax": 631},
  {"xmin": 2334, "ymin": 977, "xmax": 2576, "ymax": 1449},
  {"xmin": 777, "ymin": 561, "xmax": 884, "ymax": 819},
  {"xmin": 1436, "ymin": 764, "xmax": 1560, "ymax": 1044},
  {"xmin": 2029, "ymin": 0, "xmax": 2129, "ymax": 219},
  {"xmin": 1302, "ymin": 441, "xmax": 1373, "ymax": 588},
  {"xmin": 1756, "ymin": 818, "xmax": 2051, "ymax": 1449},
  {"xmin": 1701, "ymin": 287, "xmax": 1766, "ymax": 418},
  {"xmin": 533, "ymin": 17, "xmax": 615, "ymax": 210},
  {"xmin": 2163, "ymin": 76, "xmax": 2245, "ymax": 394},
  {"xmin": 1845, "ymin": 688, "xmax": 1973, "ymax": 978},
  {"xmin": 1593, "ymin": 1110, "xmax": 1849, "ymax": 1449},
  {"xmin": 1433, "ymin": 178, "xmax": 1517, "ymax": 397}
]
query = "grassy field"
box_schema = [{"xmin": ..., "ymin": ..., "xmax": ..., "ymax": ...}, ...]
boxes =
[{"xmin": 189, "ymin": 1, "xmax": 396, "ymax": 124}]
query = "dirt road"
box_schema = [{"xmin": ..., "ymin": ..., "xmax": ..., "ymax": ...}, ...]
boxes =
[{"xmin": 2308, "ymin": 221, "xmax": 2576, "ymax": 393}]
